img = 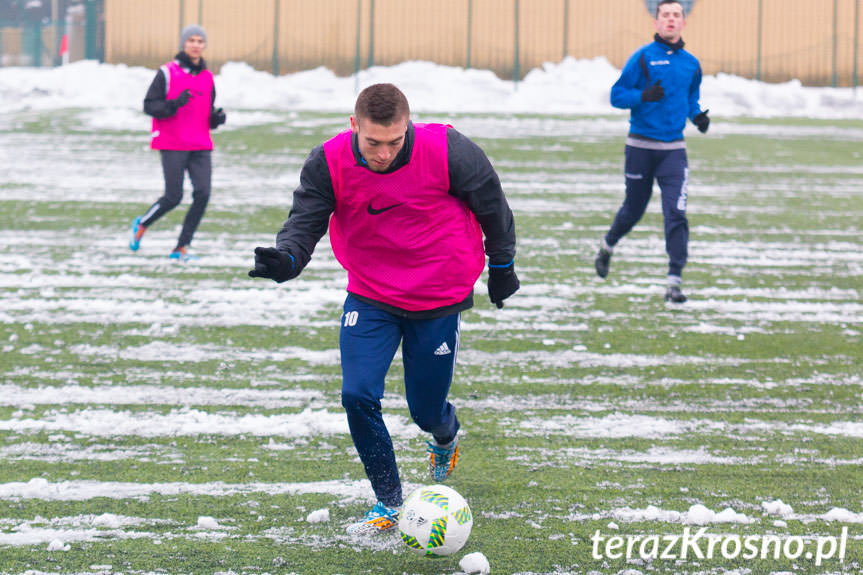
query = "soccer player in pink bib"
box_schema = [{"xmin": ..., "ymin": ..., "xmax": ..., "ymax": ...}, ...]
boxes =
[
  {"xmin": 129, "ymin": 25, "xmax": 226, "ymax": 261},
  {"xmin": 249, "ymin": 83, "xmax": 519, "ymax": 534}
]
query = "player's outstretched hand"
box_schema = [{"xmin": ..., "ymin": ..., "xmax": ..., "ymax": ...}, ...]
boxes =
[
  {"xmin": 248, "ymin": 247, "xmax": 296, "ymax": 283},
  {"xmin": 693, "ymin": 109, "xmax": 710, "ymax": 133},
  {"xmin": 487, "ymin": 261, "xmax": 520, "ymax": 309}
]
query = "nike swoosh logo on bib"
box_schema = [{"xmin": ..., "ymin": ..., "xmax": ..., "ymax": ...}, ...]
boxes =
[{"xmin": 367, "ymin": 202, "xmax": 403, "ymax": 215}]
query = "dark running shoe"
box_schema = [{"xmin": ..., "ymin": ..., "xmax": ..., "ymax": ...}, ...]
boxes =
[
  {"xmin": 594, "ymin": 247, "xmax": 611, "ymax": 278},
  {"xmin": 664, "ymin": 285, "xmax": 688, "ymax": 303}
]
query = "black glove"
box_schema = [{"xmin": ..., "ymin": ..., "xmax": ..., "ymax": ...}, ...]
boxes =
[
  {"xmin": 693, "ymin": 109, "xmax": 710, "ymax": 133},
  {"xmin": 210, "ymin": 107, "xmax": 226, "ymax": 129},
  {"xmin": 248, "ymin": 247, "xmax": 296, "ymax": 283},
  {"xmin": 487, "ymin": 261, "xmax": 520, "ymax": 309},
  {"xmin": 174, "ymin": 89, "xmax": 192, "ymax": 107},
  {"xmin": 640, "ymin": 80, "xmax": 664, "ymax": 103}
]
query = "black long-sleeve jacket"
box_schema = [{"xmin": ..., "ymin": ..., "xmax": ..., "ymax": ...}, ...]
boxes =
[{"xmin": 275, "ymin": 122, "xmax": 517, "ymax": 318}]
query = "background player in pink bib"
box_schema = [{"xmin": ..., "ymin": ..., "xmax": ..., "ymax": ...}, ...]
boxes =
[
  {"xmin": 249, "ymin": 83, "xmax": 519, "ymax": 535},
  {"xmin": 128, "ymin": 25, "xmax": 226, "ymax": 261}
]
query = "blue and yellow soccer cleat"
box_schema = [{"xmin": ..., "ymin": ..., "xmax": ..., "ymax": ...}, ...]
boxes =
[
  {"xmin": 427, "ymin": 436, "xmax": 459, "ymax": 482},
  {"xmin": 345, "ymin": 501, "xmax": 400, "ymax": 535},
  {"xmin": 129, "ymin": 217, "xmax": 143, "ymax": 251}
]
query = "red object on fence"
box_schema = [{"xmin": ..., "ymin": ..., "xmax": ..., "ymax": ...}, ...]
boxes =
[{"xmin": 59, "ymin": 34, "xmax": 68, "ymax": 57}]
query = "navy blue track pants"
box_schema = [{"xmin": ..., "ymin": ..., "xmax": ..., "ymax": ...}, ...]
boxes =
[
  {"xmin": 605, "ymin": 145, "xmax": 689, "ymax": 277},
  {"xmin": 339, "ymin": 294, "xmax": 460, "ymax": 507}
]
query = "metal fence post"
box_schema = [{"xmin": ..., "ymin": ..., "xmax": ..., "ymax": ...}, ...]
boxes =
[
  {"xmin": 355, "ymin": 0, "xmax": 361, "ymax": 94},
  {"xmin": 832, "ymin": 0, "xmax": 838, "ymax": 87},
  {"xmin": 179, "ymin": 0, "xmax": 185, "ymax": 37},
  {"xmin": 198, "ymin": 0, "xmax": 203, "ymax": 22},
  {"xmin": 855, "ymin": 0, "xmax": 860, "ymax": 92},
  {"xmin": 85, "ymin": 0, "xmax": 98, "ymax": 60},
  {"xmin": 756, "ymin": 0, "xmax": 762, "ymax": 81},
  {"xmin": 52, "ymin": 0, "xmax": 61, "ymax": 66},
  {"xmin": 563, "ymin": 0, "xmax": 569, "ymax": 60},
  {"xmin": 31, "ymin": 23, "xmax": 43, "ymax": 67},
  {"xmin": 466, "ymin": 0, "xmax": 472, "ymax": 69},
  {"xmin": 272, "ymin": 0, "xmax": 280, "ymax": 76},
  {"xmin": 513, "ymin": 0, "xmax": 519, "ymax": 88},
  {"xmin": 367, "ymin": 0, "xmax": 375, "ymax": 68}
]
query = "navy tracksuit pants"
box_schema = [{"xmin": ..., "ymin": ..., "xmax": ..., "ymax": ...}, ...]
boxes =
[
  {"xmin": 339, "ymin": 294, "xmax": 460, "ymax": 508},
  {"xmin": 605, "ymin": 145, "xmax": 689, "ymax": 278},
  {"xmin": 140, "ymin": 149, "xmax": 211, "ymax": 249}
]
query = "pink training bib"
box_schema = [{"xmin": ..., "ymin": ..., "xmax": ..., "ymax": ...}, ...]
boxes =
[
  {"xmin": 324, "ymin": 123, "xmax": 485, "ymax": 311},
  {"xmin": 151, "ymin": 61, "xmax": 214, "ymax": 151}
]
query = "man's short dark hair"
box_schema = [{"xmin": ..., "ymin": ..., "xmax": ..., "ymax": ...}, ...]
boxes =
[
  {"xmin": 354, "ymin": 83, "xmax": 410, "ymax": 125},
  {"xmin": 656, "ymin": 0, "xmax": 685, "ymax": 17}
]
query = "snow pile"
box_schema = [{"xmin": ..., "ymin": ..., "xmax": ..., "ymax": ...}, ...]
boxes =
[
  {"xmin": 610, "ymin": 504, "xmax": 753, "ymax": 525},
  {"xmin": 459, "ymin": 551, "xmax": 490, "ymax": 574},
  {"xmin": 762, "ymin": 499, "xmax": 794, "ymax": 518},
  {"xmin": 305, "ymin": 508, "xmax": 330, "ymax": 523},
  {"xmin": 196, "ymin": 516, "xmax": 220, "ymax": 529},
  {"xmin": 2, "ymin": 58, "xmax": 863, "ymax": 119}
]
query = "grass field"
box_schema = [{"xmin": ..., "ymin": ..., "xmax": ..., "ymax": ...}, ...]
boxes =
[{"xmin": 0, "ymin": 108, "xmax": 861, "ymax": 575}]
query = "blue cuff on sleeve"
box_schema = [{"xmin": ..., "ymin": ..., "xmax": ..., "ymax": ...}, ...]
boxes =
[{"xmin": 488, "ymin": 259, "xmax": 513, "ymax": 269}]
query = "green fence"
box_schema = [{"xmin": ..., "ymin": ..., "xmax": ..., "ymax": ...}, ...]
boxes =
[{"xmin": 0, "ymin": 0, "xmax": 103, "ymax": 67}]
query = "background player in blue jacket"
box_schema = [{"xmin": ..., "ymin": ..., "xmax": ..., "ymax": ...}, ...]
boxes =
[{"xmin": 595, "ymin": 0, "xmax": 709, "ymax": 303}]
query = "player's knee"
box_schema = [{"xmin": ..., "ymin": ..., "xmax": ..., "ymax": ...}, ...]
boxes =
[
  {"xmin": 341, "ymin": 388, "xmax": 380, "ymax": 413},
  {"xmin": 410, "ymin": 412, "xmax": 434, "ymax": 431},
  {"xmin": 161, "ymin": 196, "xmax": 182, "ymax": 210},
  {"xmin": 409, "ymin": 410, "xmax": 447, "ymax": 433},
  {"xmin": 666, "ymin": 209, "xmax": 688, "ymax": 225}
]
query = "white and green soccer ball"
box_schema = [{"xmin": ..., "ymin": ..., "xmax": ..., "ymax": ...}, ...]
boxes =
[{"xmin": 399, "ymin": 484, "xmax": 473, "ymax": 556}]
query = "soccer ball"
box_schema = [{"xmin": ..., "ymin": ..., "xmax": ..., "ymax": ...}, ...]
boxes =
[{"xmin": 399, "ymin": 484, "xmax": 473, "ymax": 556}]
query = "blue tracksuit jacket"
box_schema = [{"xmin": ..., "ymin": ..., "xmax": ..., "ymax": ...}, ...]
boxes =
[{"xmin": 611, "ymin": 37, "xmax": 703, "ymax": 142}]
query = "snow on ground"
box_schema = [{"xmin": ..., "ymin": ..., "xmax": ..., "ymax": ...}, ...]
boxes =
[
  {"xmin": 0, "ymin": 407, "xmax": 419, "ymax": 439},
  {"xmin": 0, "ymin": 57, "xmax": 860, "ymax": 573},
  {"xmin": 3, "ymin": 58, "xmax": 863, "ymax": 119},
  {"xmin": 0, "ymin": 477, "xmax": 376, "ymax": 503}
]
